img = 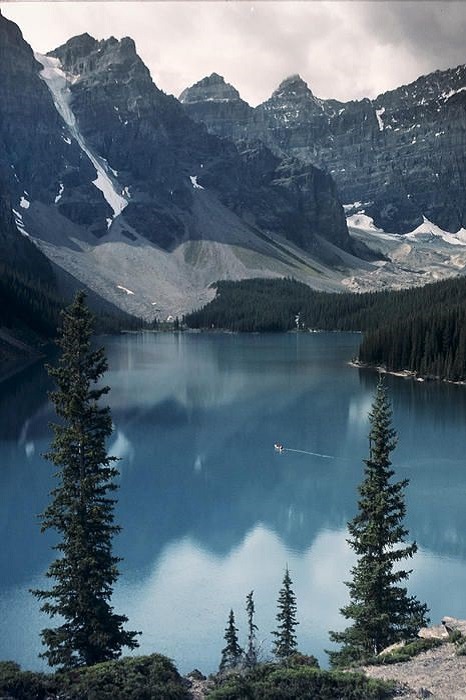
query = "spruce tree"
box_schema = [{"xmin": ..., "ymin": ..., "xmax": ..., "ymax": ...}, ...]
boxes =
[
  {"xmin": 219, "ymin": 609, "xmax": 244, "ymax": 671},
  {"xmin": 245, "ymin": 590, "xmax": 258, "ymax": 667},
  {"xmin": 272, "ymin": 567, "xmax": 299, "ymax": 659},
  {"xmin": 32, "ymin": 292, "xmax": 139, "ymax": 669},
  {"xmin": 329, "ymin": 380, "xmax": 429, "ymax": 667}
]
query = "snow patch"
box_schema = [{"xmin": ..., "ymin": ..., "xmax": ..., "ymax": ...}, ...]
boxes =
[
  {"xmin": 190, "ymin": 175, "xmax": 204, "ymax": 190},
  {"xmin": 36, "ymin": 53, "xmax": 128, "ymax": 220},
  {"xmin": 61, "ymin": 135, "xmax": 71, "ymax": 145},
  {"xmin": 54, "ymin": 183, "xmax": 64, "ymax": 204},
  {"xmin": 404, "ymin": 216, "xmax": 466, "ymax": 246},
  {"xmin": 347, "ymin": 213, "xmax": 384, "ymax": 233},
  {"xmin": 343, "ymin": 201, "xmax": 363, "ymax": 213},
  {"xmin": 442, "ymin": 86, "xmax": 466, "ymax": 101},
  {"xmin": 19, "ymin": 196, "xmax": 30, "ymax": 209},
  {"xmin": 375, "ymin": 107, "xmax": 385, "ymax": 131},
  {"xmin": 117, "ymin": 284, "xmax": 135, "ymax": 295},
  {"xmin": 12, "ymin": 209, "xmax": 31, "ymax": 238}
]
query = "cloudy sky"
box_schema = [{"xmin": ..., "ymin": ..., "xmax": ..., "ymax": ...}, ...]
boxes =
[{"xmin": 2, "ymin": 1, "xmax": 465, "ymax": 105}]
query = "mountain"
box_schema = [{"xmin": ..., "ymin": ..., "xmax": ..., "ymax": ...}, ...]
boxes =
[
  {"xmin": 0, "ymin": 11, "xmax": 366, "ymax": 321},
  {"xmin": 180, "ymin": 67, "xmax": 466, "ymax": 234},
  {"xmin": 179, "ymin": 72, "xmax": 253, "ymax": 137}
]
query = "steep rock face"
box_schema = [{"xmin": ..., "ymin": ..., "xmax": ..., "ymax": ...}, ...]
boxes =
[
  {"xmin": 48, "ymin": 34, "xmax": 350, "ymax": 253},
  {"xmin": 0, "ymin": 12, "xmax": 111, "ymax": 237},
  {"xmin": 0, "ymin": 11, "xmax": 359, "ymax": 318},
  {"xmin": 253, "ymin": 75, "xmax": 332, "ymax": 154},
  {"xmin": 180, "ymin": 68, "xmax": 466, "ymax": 233},
  {"xmin": 179, "ymin": 73, "xmax": 253, "ymax": 139},
  {"xmin": 200, "ymin": 141, "xmax": 348, "ymax": 251}
]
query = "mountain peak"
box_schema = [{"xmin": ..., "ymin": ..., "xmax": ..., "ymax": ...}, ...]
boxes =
[
  {"xmin": 50, "ymin": 32, "xmax": 98, "ymax": 61},
  {"xmin": 179, "ymin": 73, "xmax": 245, "ymax": 105},
  {"xmin": 273, "ymin": 74, "xmax": 315, "ymax": 99},
  {"xmin": 203, "ymin": 72, "xmax": 226, "ymax": 86},
  {"xmin": 49, "ymin": 32, "xmax": 148, "ymax": 83}
]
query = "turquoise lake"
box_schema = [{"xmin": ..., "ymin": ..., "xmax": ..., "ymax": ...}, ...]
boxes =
[{"xmin": 1, "ymin": 332, "xmax": 466, "ymax": 673}]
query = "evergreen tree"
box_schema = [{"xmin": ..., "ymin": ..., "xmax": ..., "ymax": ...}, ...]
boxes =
[
  {"xmin": 219, "ymin": 609, "xmax": 244, "ymax": 671},
  {"xmin": 329, "ymin": 380, "xmax": 429, "ymax": 667},
  {"xmin": 245, "ymin": 590, "xmax": 258, "ymax": 667},
  {"xmin": 32, "ymin": 292, "xmax": 139, "ymax": 669},
  {"xmin": 272, "ymin": 567, "xmax": 299, "ymax": 659}
]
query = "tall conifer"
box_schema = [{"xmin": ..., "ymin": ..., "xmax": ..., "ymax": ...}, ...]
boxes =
[
  {"xmin": 272, "ymin": 567, "xmax": 299, "ymax": 659},
  {"xmin": 32, "ymin": 292, "xmax": 139, "ymax": 668},
  {"xmin": 329, "ymin": 380, "xmax": 428, "ymax": 666},
  {"xmin": 245, "ymin": 590, "xmax": 258, "ymax": 667},
  {"xmin": 219, "ymin": 609, "xmax": 244, "ymax": 671}
]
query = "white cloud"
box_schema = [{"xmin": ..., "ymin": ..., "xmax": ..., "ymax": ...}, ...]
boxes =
[{"xmin": 2, "ymin": 2, "xmax": 465, "ymax": 104}]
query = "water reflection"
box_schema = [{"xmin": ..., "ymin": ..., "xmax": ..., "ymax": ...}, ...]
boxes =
[
  {"xmin": 1, "ymin": 333, "xmax": 466, "ymax": 672},
  {"xmin": 3, "ymin": 525, "xmax": 466, "ymax": 674}
]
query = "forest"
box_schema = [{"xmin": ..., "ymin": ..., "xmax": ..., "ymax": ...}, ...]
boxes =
[
  {"xmin": 0, "ymin": 259, "xmax": 143, "ymax": 378},
  {"xmin": 184, "ymin": 277, "xmax": 466, "ymax": 381}
]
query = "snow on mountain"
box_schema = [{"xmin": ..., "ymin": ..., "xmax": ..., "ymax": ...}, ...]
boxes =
[
  {"xmin": 404, "ymin": 216, "xmax": 466, "ymax": 246},
  {"xmin": 343, "ymin": 212, "xmax": 466, "ymax": 293},
  {"xmin": 35, "ymin": 53, "xmax": 128, "ymax": 221},
  {"xmin": 189, "ymin": 175, "xmax": 204, "ymax": 190},
  {"xmin": 375, "ymin": 107, "xmax": 385, "ymax": 131}
]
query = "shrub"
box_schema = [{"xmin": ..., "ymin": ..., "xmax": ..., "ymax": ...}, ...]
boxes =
[
  {"xmin": 208, "ymin": 664, "xmax": 395, "ymax": 699},
  {"xmin": 59, "ymin": 654, "xmax": 190, "ymax": 700},
  {"xmin": 368, "ymin": 638, "xmax": 443, "ymax": 665},
  {"xmin": 0, "ymin": 660, "xmax": 57, "ymax": 699}
]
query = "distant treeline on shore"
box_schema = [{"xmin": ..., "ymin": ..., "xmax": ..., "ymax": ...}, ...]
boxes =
[{"xmin": 184, "ymin": 277, "xmax": 466, "ymax": 381}]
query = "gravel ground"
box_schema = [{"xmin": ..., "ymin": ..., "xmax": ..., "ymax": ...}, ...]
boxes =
[{"xmin": 362, "ymin": 643, "xmax": 466, "ymax": 699}]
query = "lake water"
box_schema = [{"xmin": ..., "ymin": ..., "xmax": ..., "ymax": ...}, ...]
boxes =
[{"xmin": 1, "ymin": 332, "xmax": 466, "ymax": 674}]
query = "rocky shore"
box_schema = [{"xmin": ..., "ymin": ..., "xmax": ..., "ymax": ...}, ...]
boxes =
[{"xmin": 363, "ymin": 617, "xmax": 466, "ymax": 699}]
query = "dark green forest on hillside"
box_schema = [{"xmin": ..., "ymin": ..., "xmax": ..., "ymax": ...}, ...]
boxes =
[
  {"xmin": 0, "ymin": 264, "xmax": 62, "ymax": 339},
  {"xmin": 184, "ymin": 277, "xmax": 466, "ymax": 381},
  {"xmin": 0, "ymin": 262, "xmax": 143, "ymax": 377}
]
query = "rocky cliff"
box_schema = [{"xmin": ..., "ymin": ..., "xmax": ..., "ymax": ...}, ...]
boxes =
[
  {"xmin": 180, "ymin": 67, "xmax": 466, "ymax": 234},
  {"xmin": 0, "ymin": 10, "xmax": 363, "ymax": 318},
  {"xmin": 0, "ymin": 14, "xmax": 110, "ymax": 238},
  {"xmin": 179, "ymin": 73, "xmax": 252, "ymax": 139},
  {"xmin": 48, "ymin": 31, "xmax": 350, "ymax": 253}
]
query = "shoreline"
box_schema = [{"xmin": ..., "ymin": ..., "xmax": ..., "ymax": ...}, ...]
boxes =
[{"xmin": 350, "ymin": 360, "xmax": 466, "ymax": 386}]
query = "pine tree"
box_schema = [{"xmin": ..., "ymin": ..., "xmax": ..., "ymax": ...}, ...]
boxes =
[
  {"xmin": 272, "ymin": 567, "xmax": 299, "ymax": 659},
  {"xmin": 219, "ymin": 609, "xmax": 244, "ymax": 671},
  {"xmin": 329, "ymin": 380, "xmax": 429, "ymax": 667},
  {"xmin": 245, "ymin": 590, "xmax": 258, "ymax": 667},
  {"xmin": 32, "ymin": 292, "xmax": 139, "ymax": 669}
]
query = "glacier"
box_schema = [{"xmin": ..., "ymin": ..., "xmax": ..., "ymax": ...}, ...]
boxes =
[{"xmin": 35, "ymin": 53, "xmax": 128, "ymax": 220}]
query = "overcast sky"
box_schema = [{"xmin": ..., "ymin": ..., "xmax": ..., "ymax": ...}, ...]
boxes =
[{"xmin": 2, "ymin": 1, "xmax": 465, "ymax": 105}]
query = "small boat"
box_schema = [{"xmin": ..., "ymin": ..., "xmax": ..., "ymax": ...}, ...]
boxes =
[{"xmin": 274, "ymin": 443, "xmax": 285, "ymax": 453}]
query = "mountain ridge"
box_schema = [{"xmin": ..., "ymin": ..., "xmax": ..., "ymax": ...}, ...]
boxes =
[
  {"xmin": 0, "ymin": 11, "xmax": 366, "ymax": 320},
  {"xmin": 1, "ymin": 9, "xmax": 466, "ymax": 321},
  {"xmin": 181, "ymin": 62, "xmax": 466, "ymax": 234}
]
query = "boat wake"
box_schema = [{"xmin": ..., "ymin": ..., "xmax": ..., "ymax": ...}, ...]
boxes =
[
  {"xmin": 274, "ymin": 443, "xmax": 334, "ymax": 459},
  {"xmin": 284, "ymin": 448, "xmax": 334, "ymax": 459}
]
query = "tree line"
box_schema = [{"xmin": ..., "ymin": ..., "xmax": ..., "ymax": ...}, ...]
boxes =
[
  {"xmin": 184, "ymin": 276, "xmax": 466, "ymax": 380},
  {"xmin": 0, "ymin": 261, "xmax": 143, "ymax": 369},
  {"xmin": 4, "ymin": 292, "xmax": 429, "ymax": 699}
]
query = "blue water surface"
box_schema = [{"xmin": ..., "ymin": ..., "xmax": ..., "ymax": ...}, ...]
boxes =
[{"xmin": 1, "ymin": 332, "xmax": 465, "ymax": 673}]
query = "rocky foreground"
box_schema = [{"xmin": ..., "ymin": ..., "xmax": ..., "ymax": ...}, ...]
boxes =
[
  {"xmin": 362, "ymin": 617, "xmax": 466, "ymax": 700},
  {"xmin": 364, "ymin": 642, "xmax": 466, "ymax": 699},
  {"xmin": 185, "ymin": 618, "xmax": 466, "ymax": 699}
]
